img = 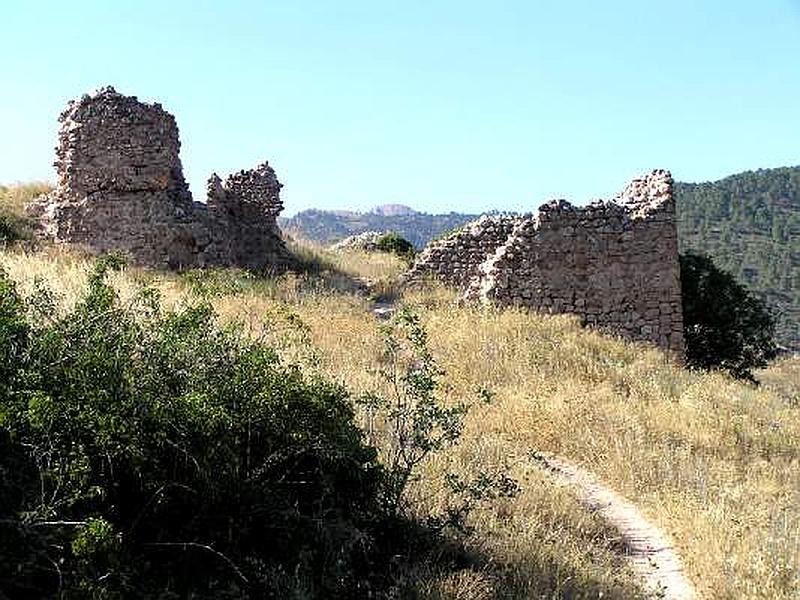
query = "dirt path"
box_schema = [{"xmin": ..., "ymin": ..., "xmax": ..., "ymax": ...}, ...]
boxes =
[
  {"xmin": 362, "ymin": 289, "xmax": 696, "ymax": 598},
  {"xmin": 361, "ymin": 277, "xmax": 397, "ymax": 321},
  {"xmin": 370, "ymin": 300, "xmax": 396, "ymax": 320},
  {"xmin": 537, "ymin": 454, "xmax": 697, "ymax": 600}
]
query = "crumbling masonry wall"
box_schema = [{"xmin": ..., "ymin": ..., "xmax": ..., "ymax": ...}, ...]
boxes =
[
  {"xmin": 29, "ymin": 87, "xmax": 294, "ymax": 270},
  {"xmin": 405, "ymin": 214, "xmax": 518, "ymax": 287},
  {"xmin": 407, "ymin": 171, "xmax": 684, "ymax": 356}
]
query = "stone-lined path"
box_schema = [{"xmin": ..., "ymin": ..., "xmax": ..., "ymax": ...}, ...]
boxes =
[{"xmin": 537, "ymin": 454, "xmax": 697, "ymax": 599}]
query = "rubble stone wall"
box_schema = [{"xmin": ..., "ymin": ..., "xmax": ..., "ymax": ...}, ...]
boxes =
[
  {"xmin": 409, "ymin": 171, "xmax": 684, "ymax": 356},
  {"xmin": 404, "ymin": 214, "xmax": 518, "ymax": 287},
  {"xmin": 30, "ymin": 87, "xmax": 293, "ymax": 270}
]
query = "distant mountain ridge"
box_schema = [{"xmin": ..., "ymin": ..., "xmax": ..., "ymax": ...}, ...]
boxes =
[
  {"xmin": 281, "ymin": 167, "xmax": 799, "ymax": 350},
  {"xmin": 369, "ymin": 203, "xmax": 419, "ymax": 216},
  {"xmin": 279, "ymin": 207, "xmax": 479, "ymax": 249}
]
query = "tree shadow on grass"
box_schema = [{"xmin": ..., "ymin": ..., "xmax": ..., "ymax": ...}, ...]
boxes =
[{"xmin": 379, "ymin": 517, "xmax": 649, "ymax": 600}]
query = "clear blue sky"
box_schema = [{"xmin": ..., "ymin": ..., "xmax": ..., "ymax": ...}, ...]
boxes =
[{"xmin": 1, "ymin": 1, "xmax": 799, "ymax": 216}]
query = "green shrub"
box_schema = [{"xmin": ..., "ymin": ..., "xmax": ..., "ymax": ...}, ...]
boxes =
[
  {"xmin": 0, "ymin": 211, "xmax": 32, "ymax": 243},
  {"xmin": 375, "ymin": 232, "xmax": 415, "ymax": 262},
  {"xmin": 180, "ymin": 268, "xmax": 256, "ymax": 297},
  {"xmin": 0, "ymin": 258, "xmax": 384, "ymax": 598},
  {"xmin": 360, "ymin": 306, "xmax": 518, "ymax": 530},
  {"xmin": 680, "ymin": 252, "xmax": 778, "ymax": 381},
  {"xmin": 0, "ymin": 183, "xmax": 51, "ymax": 243}
]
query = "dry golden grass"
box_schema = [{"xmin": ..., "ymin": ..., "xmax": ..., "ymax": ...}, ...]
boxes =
[
  {"xmin": 0, "ymin": 245, "xmax": 187, "ymax": 311},
  {"xmin": 758, "ymin": 356, "xmax": 800, "ymax": 405},
  {"xmin": 0, "ymin": 181, "xmax": 53, "ymax": 213},
  {"xmin": 2, "ymin": 237, "xmax": 797, "ymax": 599},
  {"xmin": 401, "ymin": 286, "xmax": 799, "ymax": 600}
]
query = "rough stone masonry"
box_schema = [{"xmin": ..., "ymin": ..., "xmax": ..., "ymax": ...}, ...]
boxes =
[
  {"xmin": 406, "ymin": 170, "xmax": 685, "ymax": 357},
  {"xmin": 29, "ymin": 86, "xmax": 294, "ymax": 270}
]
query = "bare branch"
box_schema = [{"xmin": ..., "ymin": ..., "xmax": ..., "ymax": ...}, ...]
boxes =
[{"xmin": 143, "ymin": 542, "xmax": 249, "ymax": 584}]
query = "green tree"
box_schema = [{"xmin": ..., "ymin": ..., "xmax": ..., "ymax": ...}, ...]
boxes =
[
  {"xmin": 680, "ymin": 252, "xmax": 778, "ymax": 382},
  {"xmin": 675, "ymin": 166, "xmax": 800, "ymax": 352},
  {"xmin": 375, "ymin": 232, "xmax": 415, "ymax": 262}
]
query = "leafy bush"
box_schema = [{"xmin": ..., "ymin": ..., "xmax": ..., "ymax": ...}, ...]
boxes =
[
  {"xmin": 180, "ymin": 267, "xmax": 256, "ymax": 298},
  {"xmin": 375, "ymin": 232, "xmax": 415, "ymax": 262},
  {"xmin": 680, "ymin": 252, "xmax": 778, "ymax": 381},
  {"xmin": 0, "ymin": 257, "xmax": 384, "ymax": 598},
  {"xmin": 0, "ymin": 183, "xmax": 51, "ymax": 243},
  {"xmin": 0, "ymin": 209, "xmax": 35, "ymax": 243},
  {"xmin": 0, "ymin": 213, "xmax": 23, "ymax": 242},
  {"xmin": 360, "ymin": 307, "xmax": 517, "ymax": 530}
]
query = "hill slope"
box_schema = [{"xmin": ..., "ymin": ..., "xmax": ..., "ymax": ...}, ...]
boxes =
[
  {"xmin": 1, "ymin": 244, "xmax": 798, "ymax": 599},
  {"xmin": 675, "ymin": 166, "xmax": 799, "ymax": 351}
]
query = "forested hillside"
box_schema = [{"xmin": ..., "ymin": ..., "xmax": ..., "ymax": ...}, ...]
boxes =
[
  {"xmin": 675, "ymin": 167, "xmax": 799, "ymax": 351},
  {"xmin": 280, "ymin": 208, "xmax": 479, "ymax": 249}
]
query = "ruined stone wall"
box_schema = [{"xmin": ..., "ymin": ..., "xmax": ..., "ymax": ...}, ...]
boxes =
[
  {"xmin": 404, "ymin": 214, "xmax": 518, "ymax": 287},
  {"xmin": 204, "ymin": 162, "xmax": 292, "ymax": 269},
  {"xmin": 30, "ymin": 87, "xmax": 293, "ymax": 270},
  {"xmin": 409, "ymin": 171, "xmax": 684, "ymax": 356}
]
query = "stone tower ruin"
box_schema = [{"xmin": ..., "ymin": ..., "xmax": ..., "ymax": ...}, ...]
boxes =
[
  {"xmin": 30, "ymin": 86, "xmax": 294, "ymax": 270},
  {"xmin": 407, "ymin": 170, "xmax": 685, "ymax": 357}
]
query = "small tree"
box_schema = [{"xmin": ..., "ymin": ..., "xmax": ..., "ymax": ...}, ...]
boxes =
[
  {"xmin": 375, "ymin": 232, "xmax": 415, "ymax": 263},
  {"xmin": 359, "ymin": 306, "xmax": 517, "ymax": 530},
  {"xmin": 680, "ymin": 252, "xmax": 778, "ymax": 382}
]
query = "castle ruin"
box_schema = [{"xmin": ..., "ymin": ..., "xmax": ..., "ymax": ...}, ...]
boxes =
[
  {"xmin": 27, "ymin": 87, "xmax": 684, "ymax": 356},
  {"xmin": 407, "ymin": 170, "xmax": 685, "ymax": 356},
  {"xmin": 29, "ymin": 87, "xmax": 294, "ymax": 270}
]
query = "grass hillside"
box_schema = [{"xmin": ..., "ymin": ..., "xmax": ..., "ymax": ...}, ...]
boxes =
[
  {"xmin": 1, "ymin": 214, "xmax": 798, "ymax": 598},
  {"xmin": 675, "ymin": 167, "xmax": 800, "ymax": 352}
]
